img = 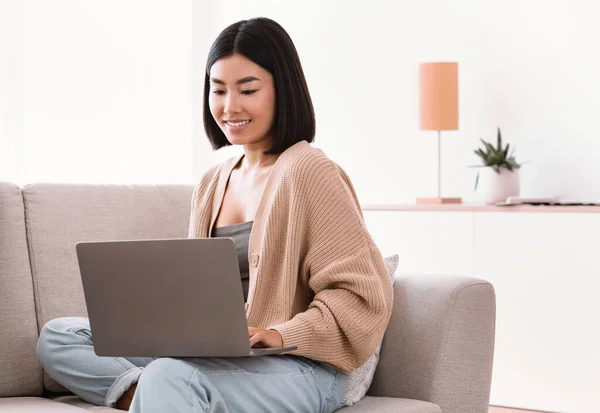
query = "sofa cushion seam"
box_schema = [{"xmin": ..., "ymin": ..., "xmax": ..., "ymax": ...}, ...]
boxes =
[{"xmin": 23, "ymin": 187, "xmax": 44, "ymax": 332}]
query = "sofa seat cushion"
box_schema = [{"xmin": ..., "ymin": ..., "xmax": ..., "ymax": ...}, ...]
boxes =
[
  {"xmin": 49, "ymin": 395, "xmax": 441, "ymax": 413},
  {"xmin": 0, "ymin": 397, "xmax": 92, "ymax": 412},
  {"xmin": 338, "ymin": 396, "xmax": 441, "ymax": 413},
  {"xmin": 51, "ymin": 395, "xmax": 117, "ymax": 412}
]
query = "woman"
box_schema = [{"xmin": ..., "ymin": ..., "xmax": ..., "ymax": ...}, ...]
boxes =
[{"xmin": 37, "ymin": 17, "xmax": 393, "ymax": 413}]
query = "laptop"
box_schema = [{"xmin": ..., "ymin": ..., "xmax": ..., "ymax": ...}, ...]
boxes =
[{"xmin": 75, "ymin": 237, "xmax": 297, "ymax": 358}]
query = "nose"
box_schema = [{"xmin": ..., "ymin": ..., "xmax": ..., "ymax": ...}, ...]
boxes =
[{"xmin": 224, "ymin": 93, "xmax": 241, "ymax": 115}]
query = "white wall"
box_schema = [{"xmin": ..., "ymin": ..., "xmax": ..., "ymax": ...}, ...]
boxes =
[
  {"xmin": 5, "ymin": 1, "xmax": 596, "ymax": 198},
  {"xmin": 0, "ymin": 0, "xmax": 194, "ymax": 186},
  {"xmin": 196, "ymin": 0, "xmax": 600, "ymax": 204},
  {"xmin": 0, "ymin": 0, "xmax": 16, "ymax": 178}
]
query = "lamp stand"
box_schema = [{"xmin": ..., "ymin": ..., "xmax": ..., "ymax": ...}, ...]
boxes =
[{"xmin": 416, "ymin": 130, "xmax": 462, "ymax": 205}]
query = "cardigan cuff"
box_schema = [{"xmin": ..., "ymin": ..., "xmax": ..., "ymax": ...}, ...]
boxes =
[{"xmin": 269, "ymin": 315, "xmax": 313, "ymax": 352}]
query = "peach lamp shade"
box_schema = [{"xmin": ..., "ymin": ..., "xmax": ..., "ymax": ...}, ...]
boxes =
[{"xmin": 419, "ymin": 62, "xmax": 458, "ymax": 131}]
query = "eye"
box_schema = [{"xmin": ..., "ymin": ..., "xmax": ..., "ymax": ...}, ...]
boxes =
[
  {"xmin": 211, "ymin": 90, "xmax": 225, "ymax": 95},
  {"xmin": 241, "ymin": 90, "xmax": 257, "ymax": 95}
]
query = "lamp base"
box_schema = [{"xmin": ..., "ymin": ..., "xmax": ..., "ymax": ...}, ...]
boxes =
[{"xmin": 416, "ymin": 197, "xmax": 462, "ymax": 205}]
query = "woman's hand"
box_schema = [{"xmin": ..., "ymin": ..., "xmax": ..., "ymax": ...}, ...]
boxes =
[
  {"xmin": 248, "ymin": 327, "xmax": 283, "ymax": 348},
  {"xmin": 246, "ymin": 303, "xmax": 283, "ymax": 348}
]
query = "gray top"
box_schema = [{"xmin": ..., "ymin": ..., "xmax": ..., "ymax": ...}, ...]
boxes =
[{"xmin": 211, "ymin": 220, "xmax": 253, "ymax": 302}]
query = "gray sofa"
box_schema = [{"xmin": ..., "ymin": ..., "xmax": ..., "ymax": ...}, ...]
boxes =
[{"xmin": 0, "ymin": 181, "xmax": 496, "ymax": 413}]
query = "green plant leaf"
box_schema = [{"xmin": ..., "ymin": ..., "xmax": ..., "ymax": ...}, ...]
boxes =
[
  {"xmin": 507, "ymin": 157, "xmax": 520, "ymax": 168},
  {"xmin": 481, "ymin": 139, "xmax": 497, "ymax": 160},
  {"xmin": 497, "ymin": 127, "xmax": 502, "ymax": 151},
  {"xmin": 474, "ymin": 149, "xmax": 489, "ymax": 165},
  {"xmin": 485, "ymin": 142, "xmax": 496, "ymax": 155}
]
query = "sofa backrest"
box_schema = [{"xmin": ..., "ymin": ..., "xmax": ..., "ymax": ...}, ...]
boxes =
[
  {"xmin": 21, "ymin": 183, "xmax": 194, "ymax": 392},
  {"xmin": 0, "ymin": 182, "xmax": 43, "ymax": 397}
]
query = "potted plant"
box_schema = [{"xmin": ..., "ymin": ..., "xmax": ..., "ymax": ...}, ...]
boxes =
[{"xmin": 471, "ymin": 128, "xmax": 522, "ymax": 204}]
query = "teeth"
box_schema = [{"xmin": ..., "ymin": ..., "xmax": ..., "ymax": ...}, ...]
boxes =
[{"xmin": 227, "ymin": 120, "xmax": 250, "ymax": 127}]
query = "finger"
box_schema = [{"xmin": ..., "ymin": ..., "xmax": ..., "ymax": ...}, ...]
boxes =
[
  {"xmin": 249, "ymin": 333, "xmax": 262, "ymax": 348},
  {"xmin": 248, "ymin": 327, "xmax": 257, "ymax": 337}
]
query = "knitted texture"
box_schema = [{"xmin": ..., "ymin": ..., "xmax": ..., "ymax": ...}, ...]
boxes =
[{"xmin": 188, "ymin": 141, "xmax": 393, "ymax": 374}]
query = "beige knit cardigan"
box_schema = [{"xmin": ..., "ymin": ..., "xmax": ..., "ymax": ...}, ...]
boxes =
[{"xmin": 188, "ymin": 140, "xmax": 393, "ymax": 374}]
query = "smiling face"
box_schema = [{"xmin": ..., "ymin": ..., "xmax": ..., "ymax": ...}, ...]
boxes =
[{"xmin": 208, "ymin": 53, "xmax": 276, "ymax": 147}]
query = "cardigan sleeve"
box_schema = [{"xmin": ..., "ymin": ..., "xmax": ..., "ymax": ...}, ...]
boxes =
[{"xmin": 269, "ymin": 158, "xmax": 394, "ymax": 373}]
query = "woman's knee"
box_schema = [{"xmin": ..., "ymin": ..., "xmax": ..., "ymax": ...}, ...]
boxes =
[
  {"xmin": 138, "ymin": 358, "xmax": 190, "ymax": 387},
  {"xmin": 36, "ymin": 317, "xmax": 88, "ymax": 366},
  {"xmin": 137, "ymin": 358, "xmax": 210, "ymax": 405}
]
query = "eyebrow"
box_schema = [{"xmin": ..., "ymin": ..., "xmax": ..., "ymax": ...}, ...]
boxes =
[{"xmin": 210, "ymin": 76, "xmax": 261, "ymax": 85}]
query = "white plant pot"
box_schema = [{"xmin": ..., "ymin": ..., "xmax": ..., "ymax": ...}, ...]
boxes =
[{"xmin": 475, "ymin": 167, "xmax": 520, "ymax": 204}]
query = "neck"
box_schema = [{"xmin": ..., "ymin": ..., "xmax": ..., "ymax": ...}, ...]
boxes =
[{"xmin": 240, "ymin": 138, "xmax": 278, "ymax": 170}]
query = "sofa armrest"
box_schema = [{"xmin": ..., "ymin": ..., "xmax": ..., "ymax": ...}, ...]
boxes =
[{"xmin": 368, "ymin": 274, "xmax": 496, "ymax": 413}]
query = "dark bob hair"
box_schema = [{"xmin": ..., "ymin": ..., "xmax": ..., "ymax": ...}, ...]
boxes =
[{"xmin": 203, "ymin": 17, "xmax": 315, "ymax": 155}]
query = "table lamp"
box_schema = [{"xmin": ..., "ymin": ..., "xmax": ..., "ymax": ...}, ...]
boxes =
[{"xmin": 417, "ymin": 62, "xmax": 461, "ymax": 204}]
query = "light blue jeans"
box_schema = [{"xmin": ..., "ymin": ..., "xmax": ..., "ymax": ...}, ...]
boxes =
[{"xmin": 36, "ymin": 317, "xmax": 348, "ymax": 413}]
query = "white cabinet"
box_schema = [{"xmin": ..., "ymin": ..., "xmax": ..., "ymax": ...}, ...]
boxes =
[
  {"xmin": 362, "ymin": 208, "xmax": 600, "ymax": 413},
  {"xmin": 474, "ymin": 213, "xmax": 600, "ymax": 413}
]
